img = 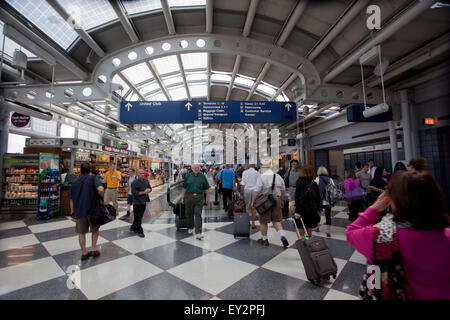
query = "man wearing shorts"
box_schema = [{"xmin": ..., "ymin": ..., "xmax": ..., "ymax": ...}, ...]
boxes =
[
  {"xmin": 69, "ymin": 162, "xmax": 104, "ymax": 261},
  {"xmin": 240, "ymin": 163, "xmax": 260, "ymax": 229},
  {"xmin": 251, "ymin": 162, "xmax": 289, "ymax": 248}
]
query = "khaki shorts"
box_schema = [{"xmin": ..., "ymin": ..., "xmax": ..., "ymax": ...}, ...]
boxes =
[
  {"xmin": 258, "ymin": 197, "xmax": 282, "ymax": 224},
  {"xmin": 75, "ymin": 216, "xmax": 99, "ymax": 234}
]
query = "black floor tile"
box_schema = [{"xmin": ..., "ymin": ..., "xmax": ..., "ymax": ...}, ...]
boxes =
[
  {"xmin": 331, "ymin": 261, "xmax": 366, "ymax": 296},
  {"xmin": 0, "ymin": 227, "xmax": 32, "ymax": 240},
  {"xmin": 34, "ymin": 227, "xmax": 76, "ymax": 242},
  {"xmin": 218, "ymin": 268, "xmax": 329, "ymax": 300},
  {"xmin": 0, "ymin": 243, "xmax": 50, "ymax": 269},
  {"xmin": 100, "ymin": 226, "xmax": 135, "ymax": 241}
]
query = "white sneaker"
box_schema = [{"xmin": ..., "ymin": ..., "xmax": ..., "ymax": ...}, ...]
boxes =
[
  {"xmin": 188, "ymin": 228, "xmax": 194, "ymax": 235},
  {"xmin": 196, "ymin": 233, "xmax": 204, "ymax": 240}
]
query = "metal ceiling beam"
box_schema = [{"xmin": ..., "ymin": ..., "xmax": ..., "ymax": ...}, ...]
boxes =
[
  {"xmin": 109, "ymin": 0, "xmax": 140, "ymax": 44},
  {"xmin": 117, "ymin": 72, "xmax": 146, "ymax": 100},
  {"xmin": 160, "ymin": 0, "xmax": 176, "ymax": 35},
  {"xmin": 207, "ymin": 53, "xmax": 212, "ymax": 100},
  {"xmin": 206, "ymin": 0, "xmax": 213, "ymax": 33},
  {"xmin": 46, "ymin": 0, "xmax": 106, "ymax": 58},
  {"xmin": 0, "ymin": 5, "xmax": 89, "ymax": 79},
  {"xmin": 276, "ymin": 0, "xmax": 309, "ymax": 47},
  {"xmin": 307, "ymin": 0, "xmax": 369, "ymax": 61},
  {"xmin": 323, "ymin": 0, "xmax": 435, "ymax": 83},
  {"xmin": 270, "ymin": 73, "xmax": 297, "ymax": 101},
  {"xmin": 395, "ymin": 60, "xmax": 450, "ymax": 90},
  {"xmin": 227, "ymin": 0, "xmax": 260, "ymax": 100},
  {"xmin": 145, "ymin": 61, "xmax": 172, "ymax": 100},
  {"xmin": 246, "ymin": 62, "xmax": 271, "ymax": 100},
  {"xmin": 176, "ymin": 54, "xmax": 192, "ymax": 100}
]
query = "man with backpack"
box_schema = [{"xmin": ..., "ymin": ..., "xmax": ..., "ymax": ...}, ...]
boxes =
[{"xmin": 314, "ymin": 166, "xmax": 336, "ymax": 237}]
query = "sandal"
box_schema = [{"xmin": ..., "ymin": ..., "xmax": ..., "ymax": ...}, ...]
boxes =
[
  {"xmin": 89, "ymin": 250, "xmax": 100, "ymax": 258},
  {"xmin": 81, "ymin": 253, "xmax": 90, "ymax": 261}
]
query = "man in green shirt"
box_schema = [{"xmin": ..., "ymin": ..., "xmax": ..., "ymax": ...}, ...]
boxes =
[{"xmin": 181, "ymin": 163, "xmax": 210, "ymax": 240}]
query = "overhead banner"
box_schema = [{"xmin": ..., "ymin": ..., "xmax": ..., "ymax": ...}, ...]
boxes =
[
  {"xmin": 10, "ymin": 112, "xmax": 31, "ymax": 128},
  {"xmin": 119, "ymin": 101, "xmax": 297, "ymax": 124}
]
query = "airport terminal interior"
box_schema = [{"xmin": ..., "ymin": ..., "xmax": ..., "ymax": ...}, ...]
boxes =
[{"xmin": 0, "ymin": 0, "xmax": 449, "ymax": 301}]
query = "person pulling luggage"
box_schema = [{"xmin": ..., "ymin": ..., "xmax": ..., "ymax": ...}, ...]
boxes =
[{"xmin": 181, "ymin": 164, "xmax": 210, "ymax": 240}]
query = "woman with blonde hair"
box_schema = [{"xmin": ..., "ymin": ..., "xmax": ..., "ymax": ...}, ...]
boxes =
[{"xmin": 314, "ymin": 166, "xmax": 335, "ymax": 237}]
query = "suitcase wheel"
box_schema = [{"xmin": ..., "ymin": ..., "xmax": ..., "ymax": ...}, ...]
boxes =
[
  {"xmin": 333, "ymin": 274, "xmax": 337, "ymax": 279},
  {"xmin": 233, "ymin": 233, "xmax": 236, "ymax": 238},
  {"xmin": 310, "ymin": 280, "xmax": 316, "ymax": 285}
]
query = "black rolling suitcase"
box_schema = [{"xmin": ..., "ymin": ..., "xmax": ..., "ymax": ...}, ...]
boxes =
[
  {"xmin": 293, "ymin": 217, "xmax": 337, "ymax": 285},
  {"xmin": 233, "ymin": 211, "xmax": 250, "ymax": 238},
  {"xmin": 227, "ymin": 193, "xmax": 239, "ymax": 217},
  {"xmin": 172, "ymin": 202, "xmax": 187, "ymax": 229}
]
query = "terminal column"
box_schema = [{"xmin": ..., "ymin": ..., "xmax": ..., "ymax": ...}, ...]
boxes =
[
  {"xmin": 0, "ymin": 109, "xmax": 9, "ymax": 189},
  {"xmin": 400, "ymin": 90, "xmax": 413, "ymax": 163},
  {"xmin": 388, "ymin": 120, "xmax": 399, "ymax": 166}
]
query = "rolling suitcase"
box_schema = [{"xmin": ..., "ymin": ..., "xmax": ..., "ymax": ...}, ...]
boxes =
[
  {"xmin": 173, "ymin": 202, "xmax": 187, "ymax": 230},
  {"xmin": 293, "ymin": 217, "xmax": 337, "ymax": 285},
  {"xmin": 233, "ymin": 211, "xmax": 250, "ymax": 238}
]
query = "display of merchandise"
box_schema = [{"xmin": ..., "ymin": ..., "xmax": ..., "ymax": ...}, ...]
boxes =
[
  {"xmin": 37, "ymin": 168, "xmax": 61, "ymax": 220},
  {"xmin": 1, "ymin": 154, "xmax": 40, "ymax": 213}
]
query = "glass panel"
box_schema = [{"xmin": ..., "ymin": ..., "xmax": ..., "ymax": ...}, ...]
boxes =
[
  {"xmin": 78, "ymin": 128, "xmax": 89, "ymax": 140},
  {"xmin": 211, "ymin": 73, "xmax": 231, "ymax": 82},
  {"xmin": 168, "ymin": 0, "xmax": 206, "ymax": 7},
  {"xmin": 163, "ymin": 76, "xmax": 184, "ymax": 87},
  {"xmin": 190, "ymin": 84, "xmax": 207, "ymax": 98},
  {"xmin": 56, "ymin": 0, "xmax": 118, "ymax": 31},
  {"xmin": 153, "ymin": 55, "xmax": 179, "ymax": 76},
  {"xmin": 276, "ymin": 94, "xmax": 285, "ymax": 102},
  {"xmin": 168, "ymin": 86, "xmax": 188, "ymax": 100},
  {"xmin": 256, "ymin": 83, "xmax": 276, "ymax": 96},
  {"xmin": 32, "ymin": 118, "xmax": 57, "ymax": 136},
  {"xmin": 60, "ymin": 124, "xmax": 75, "ymax": 138},
  {"xmin": 5, "ymin": 0, "xmax": 79, "ymax": 49},
  {"xmin": 187, "ymin": 73, "xmax": 207, "ymax": 81},
  {"xmin": 111, "ymin": 75, "xmax": 130, "ymax": 95},
  {"xmin": 181, "ymin": 53, "xmax": 207, "ymax": 70},
  {"xmin": 139, "ymin": 82, "xmax": 161, "ymax": 95},
  {"xmin": 122, "ymin": 0, "xmax": 162, "ymax": 16},
  {"xmin": 234, "ymin": 75, "xmax": 255, "ymax": 88},
  {"xmin": 121, "ymin": 63, "xmax": 153, "ymax": 85},
  {"xmin": 148, "ymin": 93, "xmax": 168, "ymax": 101},
  {"xmin": 7, "ymin": 133, "xmax": 30, "ymax": 154},
  {"xmin": 0, "ymin": 22, "xmax": 36, "ymax": 58}
]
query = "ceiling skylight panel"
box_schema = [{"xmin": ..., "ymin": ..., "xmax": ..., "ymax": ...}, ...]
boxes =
[
  {"xmin": 181, "ymin": 53, "xmax": 207, "ymax": 70},
  {"xmin": 187, "ymin": 73, "xmax": 207, "ymax": 81},
  {"xmin": 148, "ymin": 93, "xmax": 168, "ymax": 101},
  {"xmin": 122, "ymin": 0, "xmax": 162, "ymax": 16},
  {"xmin": 168, "ymin": 0, "xmax": 206, "ymax": 7},
  {"xmin": 56, "ymin": 0, "xmax": 118, "ymax": 31},
  {"xmin": 163, "ymin": 76, "xmax": 184, "ymax": 87},
  {"xmin": 234, "ymin": 76, "xmax": 255, "ymax": 88},
  {"xmin": 256, "ymin": 83, "xmax": 276, "ymax": 96},
  {"xmin": 139, "ymin": 82, "xmax": 161, "ymax": 95},
  {"xmin": 111, "ymin": 75, "xmax": 130, "ymax": 94},
  {"xmin": 276, "ymin": 95, "xmax": 286, "ymax": 102},
  {"xmin": 121, "ymin": 63, "xmax": 154, "ymax": 85},
  {"xmin": 190, "ymin": 84, "xmax": 207, "ymax": 98},
  {"xmin": 211, "ymin": 73, "xmax": 231, "ymax": 82},
  {"xmin": 168, "ymin": 87, "xmax": 188, "ymax": 100},
  {"xmin": 153, "ymin": 55, "xmax": 180, "ymax": 75},
  {"xmin": 5, "ymin": 0, "xmax": 78, "ymax": 49}
]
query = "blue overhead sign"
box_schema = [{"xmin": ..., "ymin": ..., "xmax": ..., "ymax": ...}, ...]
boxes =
[{"xmin": 119, "ymin": 101, "xmax": 297, "ymax": 123}]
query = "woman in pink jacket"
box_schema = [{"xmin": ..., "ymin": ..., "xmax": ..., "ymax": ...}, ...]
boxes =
[{"xmin": 346, "ymin": 171, "xmax": 450, "ymax": 300}]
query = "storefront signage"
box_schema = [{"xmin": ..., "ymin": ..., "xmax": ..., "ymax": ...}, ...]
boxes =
[
  {"xmin": 11, "ymin": 112, "xmax": 31, "ymax": 128},
  {"xmin": 75, "ymin": 152, "xmax": 90, "ymax": 161},
  {"xmin": 26, "ymin": 138, "xmax": 61, "ymax": 147},
  {"xmin": 115, "ymin": 141, "xmax": 129, "ymax": 150},
  {"xmin": 120, "ymin": 101, "xmax": 297, "ymax": 124},
  {"xmin": 102, "ymin": 145, "xmax": 129, "ymax": 155}
]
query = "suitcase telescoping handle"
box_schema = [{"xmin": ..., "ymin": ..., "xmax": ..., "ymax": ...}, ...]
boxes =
[{"xmin": 292, "ymin": 216, "xmax": 310, "ymax": 239}]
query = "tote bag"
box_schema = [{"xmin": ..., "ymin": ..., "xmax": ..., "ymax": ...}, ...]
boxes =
[{"xmin": 345, "ymin": 180, "xmax": 366, "ymax": 202}]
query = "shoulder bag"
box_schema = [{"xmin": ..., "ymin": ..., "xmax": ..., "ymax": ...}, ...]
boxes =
[
  {"xmin": 345, "ymin": 179, "xmax": 366, "ymax": 202},
  {"xmin": 88, "ymin": 176, "xmax": 116, "ymax": 227},
  {"xmin": 284, "ymin": 168, "xmax": 291, "ymax": 188},
  {"xmin": 254, "ymin": 174, "xmax": 277, "ymax": 215}
]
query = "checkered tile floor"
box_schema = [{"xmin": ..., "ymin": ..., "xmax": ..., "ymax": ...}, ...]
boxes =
[{"xmin": 0, "ymin": 193, "xmax": 367, "ymax": 300}]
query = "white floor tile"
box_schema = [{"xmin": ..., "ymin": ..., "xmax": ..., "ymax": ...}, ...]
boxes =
[
  {"xmin": 167, "ymin": 252, "xmax": 258, "ymax": 296},
  {"xmin": 141, "ymin": 223, "xmax": 174, "ymax": 232},
  {"xmin": 313, "ymin": 226, "xmax": 348, "ymax": 241},
  {"xmin": 324, "ymin": 289, "xmax": 360, "ymax": 300},
  {"xmin": 250, "ymin": 227, "xmax": 298, "ymax": 248},
  {"xmin": 180, "ymin": 230, "xmax": 238, "ymax": 252},
  {"xmin": 349, "ymin": 250, "xmax": 368, "ymax": 265},
  {"xmin": 0, "ymin": 257, "xmax": 65, "ymax": 295},
  {"xmin": 112, "ymin": 232, "xmax": 175, "ymax": 254},
  {"xmin": 99, "ymin": 219, "xmax": 131, "ymax": 231},
  {"xmin": 210, "ymin": 296, "xmax": 222, "ymax": 300},
  {"xmin": 28, "ymin": 220, "xmax": 76, "ymax": 234},
  {"xmin": 332, "ymin": 206, "xmax": 347, "ymax": 211},
  {"xmin": 333, "ymin": 212, "xmax": 349, "ymax": 219},
  {"xmin": 70, "ymin": 255, "xmax": 162, "ymax": 300},
  {"xmin": 0, "ymin": 221, "xmax": 26, "ymax": 231},
  {"xmin": 202, "ymin": 222, "xmax": 233, "ymax": 230},
  {"xmin": 0, "ymin": 234, "xmax": 40, "ymax": 252},
  {"xmin": 42, "ymin": 235, "xmax": 109, "ymax": 256}
]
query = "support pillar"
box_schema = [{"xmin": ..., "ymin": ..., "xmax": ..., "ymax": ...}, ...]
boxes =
[
  {"xmin": 0, "ymin": 110, "xmax": 9, "ymax": 191},
  {"xmin": 400, "ymin": 90, "xmax": 413, "ymax": 163},
  {"xmin": 388, "ymin": 120, "xmax": 399, "ymax": 166}
]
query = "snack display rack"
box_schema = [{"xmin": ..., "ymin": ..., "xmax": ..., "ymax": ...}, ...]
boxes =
[
  {"xmin": 37, "ymin": 169, "xmax": 61, "ymax": 220},
  {"xmin": 1, "ymin": 154, "xmax": 40, "ymax": 214}
]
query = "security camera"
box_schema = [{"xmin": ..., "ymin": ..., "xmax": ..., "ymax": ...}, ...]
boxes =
[{"xmin": 363, "ymin": 103, "xmax": 389, "ymax": 118}]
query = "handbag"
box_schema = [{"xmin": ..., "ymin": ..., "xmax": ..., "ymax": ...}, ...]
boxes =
[
  {"xmin": 233, "ymin": 199, "xmax": 247, "ymax": 213},
  {"xmin": 254, "ymin": 174, "xmax": 277, "ymax": 215},
  {"xmin": 89, "ymin": 203, "xmax": 116, "ymax": 227},
  {"xmin": 345, "ymin": 180, "xmax": 366, "ymax": 202},
  {"xmin": 284, "ymin": 168, "xmax": 291, "ymax": 188}
]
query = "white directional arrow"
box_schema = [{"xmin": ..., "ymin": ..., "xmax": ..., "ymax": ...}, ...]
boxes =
[
  {"xmin": 185, "ymin": 102, "xmax": 193, "ymax": 111},
  {"xmin": 125, "ymin": 102, "xmax": 133, "ymax": 111},
  {"xmin": 285, "ymin": 103, "xmax": 292, "ymax": 111}
]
